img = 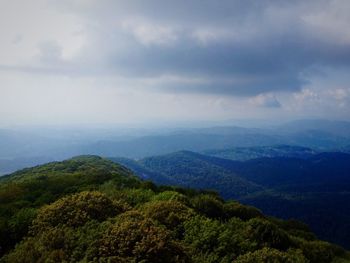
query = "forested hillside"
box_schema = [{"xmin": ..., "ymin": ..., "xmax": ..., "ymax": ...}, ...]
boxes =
[
  {"xmin": 114, "ymin": 151, "xmax": 350, "ymax": 249},
  {"xmin": 1, "ymin": 156, "xmax": 349, "ymax": 262},
  {"xmin": 204, "ymin": 145, "xmax": 316, "ymax": 161},
  {"xmin": 112, "ymin": 151, "xmax": 263, "ymax": 199}
]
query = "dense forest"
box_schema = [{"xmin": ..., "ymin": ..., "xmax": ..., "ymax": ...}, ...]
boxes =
[
  {"xmin": 0, "ymin": 156, "xmax": 349, "ymax": 262},
  {"xmin": 204, "ymin": 145, "xmax": 317, "ymax": 161},
  {"xmin": 112, "ymin": 150, "xmax": 350, "ymax": 249}
]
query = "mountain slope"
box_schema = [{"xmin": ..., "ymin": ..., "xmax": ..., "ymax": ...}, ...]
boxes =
[
  {"xmin": 85, "ymin": 131, "xmax": 283, "ymax": 159},
  {"xmin": 0, "ymin": 156, "xmax": 54, "ymax": 176},
  {"xmin": 204, "ymin": 145, "xmax": 317, "ymax": 161},
  {"xmin": 111, "ymin": 151, "xmax": 350, "ymax": 198},
  {"xmin": 112, "ymin": 151, "xmax": 350, "ymax": 249},
  {"xmin": 0, "ymin": 156, "xmax": 349, "ymax": 263},
  {"xmin": 0, "ymin": 155, "xmax": 140, "ymax": 256},
  {"xmin": 225, "ymin": 152, "xmax": 350, "ymax": 190},
  {"xmin": 137, "ymin": 151, "xmax": 263, "ymax": 198},
  {"xmin": 240, "ymin": 191, "xmax": 350, "ymax": 249},
  {"xmin": 110, "ymin": 156, "xmax": 175, "ymax": 185}
]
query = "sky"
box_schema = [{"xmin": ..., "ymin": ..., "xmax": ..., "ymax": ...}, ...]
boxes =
[{"xmin": 0, "ymin": 0, "xmax": 350, "ymax": 127}]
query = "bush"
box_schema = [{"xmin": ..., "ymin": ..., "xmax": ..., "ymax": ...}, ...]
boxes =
[
  {"xmin": 31, "ymin": 191, "xmax": 126, "ymax": 231},
  {"xmin": 234, "ymin": 247, "xmax": 308, "ymax": 263},
  {"xmin": 2, "ymin": 221, "xmax": 105, "ymax": 263},
  {"xmin": 152, "ymin": 191, "xmax": 190, "ymax": 205},
  {"xmin": 299, "ymin": 240, "xmax": 336, "ymax": 263},
  {"xmin": 224, "ymin": 201, "xmax": 263, "ymax": 221},
  {"xmin": 9, "ymin": 208, "xmax": 37, "ymax": 242},
  {"xmin": 1, "ymin": 237, "xmax": 43, "ymax": 263},
  {"xmin": 244, "ymin": 218, "xmax": 291, "ymax": 250},
  {"xmin": 98, "ymin": 217, "xmax": 189, "ymax": 263},
  {"xmin": 141, "ymin": 200, "xmax": 195, "ymax": 232},
  {"xmin": 184, "ymin": 215, "xmax": 223, "ymax": 252},
  {"xmin": 215, "ymin": 217, "xmax": 255, "ymax": 259},
  {"xmin": 102, "ymin": 186, "xmax": 155, "ymax": 207},
  {"xmin": 191, "ymin": 195, "xmax": 225, "ymax": 219}
]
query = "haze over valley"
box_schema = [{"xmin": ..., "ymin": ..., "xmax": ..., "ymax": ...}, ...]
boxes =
[{"xmin": 1, "ymin": 0, "xmax": 350, "ymax": 262}]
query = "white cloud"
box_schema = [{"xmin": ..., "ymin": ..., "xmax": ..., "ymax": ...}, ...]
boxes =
[
  {"xmin": 121, "ymin": 18, "xmax": 179, "ymax": 46},
  {"xmin": 0, "ymin": 0, "xmax": 85, "ymax": 66},
  {"xmin": 302, "ymin": 0, "xmax": 350, "ymax": 45},
  {"xmin": 293, "ymin": 88, "xmax": 320, "ymax": 104},
  {"xmin": 249, "ymin": 93, "xmax": 281, "ymax": 108},
  {"xmin": 328, "ymin": 88, "xmax": 349, "ymax": 101}
]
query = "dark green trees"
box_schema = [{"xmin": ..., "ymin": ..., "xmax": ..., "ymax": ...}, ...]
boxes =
[{"xmin": 0, "ymin": 156, "xmax": 349, "ymax": 263}]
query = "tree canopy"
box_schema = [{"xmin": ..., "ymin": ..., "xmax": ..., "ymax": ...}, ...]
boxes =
[{"xmin": 0, "ymin": 156, "xmax": 349, "ymax": 262}]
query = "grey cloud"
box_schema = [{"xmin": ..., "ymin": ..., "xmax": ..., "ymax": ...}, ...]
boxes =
[
  {"xmin": 61, "ymin": 0, "xmax": 350, "ymax": 95},
  {"xmin": 3, "ymin": 0, "xmax": 350, "ymax": 97},
  {"xmin": 12, "ymin": 34, "xmax": 23, "ymax": 44},
  {"xmin": 37, "ymin": 41, "xmax": 63, "ymax": 64}
]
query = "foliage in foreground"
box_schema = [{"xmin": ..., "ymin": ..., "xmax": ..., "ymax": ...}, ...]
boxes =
[{"xmin": 0, "ymin": 156, "xmax": 349, "ymax": 262}]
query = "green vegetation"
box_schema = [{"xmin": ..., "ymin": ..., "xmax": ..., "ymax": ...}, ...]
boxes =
[
  {"xmin": 0, "ymin": 156, "xmax": 349, "ymax": 262},
  {"xmin": 204, "ymin": 145, "xmax": 316, "ymax": 161},
  {"xmin": 114, "ymin": 151, "xmax": 350, "ymax": 248},
  {"xmin": 116, "ymin": 151, "xmax": 263, "ymax": 199}
]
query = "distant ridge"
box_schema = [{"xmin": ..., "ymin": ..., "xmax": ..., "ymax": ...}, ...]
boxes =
[
  {"xmin": 111, "ymin": 150, "xmax": 350, "ymax": 248},
  {"xmin": 204, "ymin": 145, "xmax": 317, "ymax": 161},
  {"xmin": 1, "ymin": 155, "xmax": 349, "ymax": 262}
]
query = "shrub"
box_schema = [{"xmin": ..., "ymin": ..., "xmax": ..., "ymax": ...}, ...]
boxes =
[
  {"xmin": 98, "ymin": 217, "xmax": 189, "ymax": 263},
  {"xmin": 215, "ymin": 217, "xmax": 255, "ymax": 258},
  {"xmin": 9, "ymin": 208, "xmax": 37, "ymax": 242},
  {"xmin": 141, "ymin": 200, "xmax": 195, "ymax": 231},
  {"xmin": 299, "ymin": 240, "xmax": 336, "ymax": 263},
  {"xmin": 152, "ymin": 191, "xmax": 190, "ymax": 205},
  {"xmin": 234, "ymin": 247, "xmax": 308, "ymax": 263},
  {"xmin": 3, "ymin": 221, "xmax": 106, "ymax": 263},
  {"xmin": 184, "ymin": 215, "xmax": 223, "ymax": 252},
  {"xmin": 31, "ymin": 191, "xmax": 126, "ymax": 231},
  {"xmin": 244, "ymin": 218, "xmax": 291, "ymax": 250},
  {"xmin": 191, "ymin": 194, "xmax": 225, "ymax": 219},
  {"xmin": 224, "ymin": 201, "xmax": 263, "ymax": 221}
]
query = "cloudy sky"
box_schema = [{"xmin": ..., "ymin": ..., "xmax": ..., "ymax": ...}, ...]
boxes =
[{"xmin": 0, "ymin": 0, "xmax": 350, "ymax": 126}]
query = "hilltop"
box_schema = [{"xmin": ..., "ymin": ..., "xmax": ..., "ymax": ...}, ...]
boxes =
[{"xmin": 0, "ymin": 156, "xmax": 349, "ymax": 262}]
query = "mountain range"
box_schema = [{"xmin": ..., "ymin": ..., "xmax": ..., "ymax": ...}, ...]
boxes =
[
  {"xmin": 112, "ymin": 150, "xmax": 350, "ymax": 248},
  {"xmin": 1, "ymin": 120, "xmax": 350, "ymax": 175},
  {"xmin": 0, "ymin": 156, "xmax": 349, "ymax": 262}
]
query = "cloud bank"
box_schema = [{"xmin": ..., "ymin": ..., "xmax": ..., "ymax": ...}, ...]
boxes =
[{"xmin": 0, "ymin": 0, "xmax": 350, "ymax": 124}]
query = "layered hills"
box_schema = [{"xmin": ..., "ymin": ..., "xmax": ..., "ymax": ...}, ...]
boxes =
[
  {"xmin": 113, "ymin": 151, "xmax": 350, "ymax": 248},
  {"xmin": 1, "ymin": 156, "xmax": 349, "ymax": 262}
]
